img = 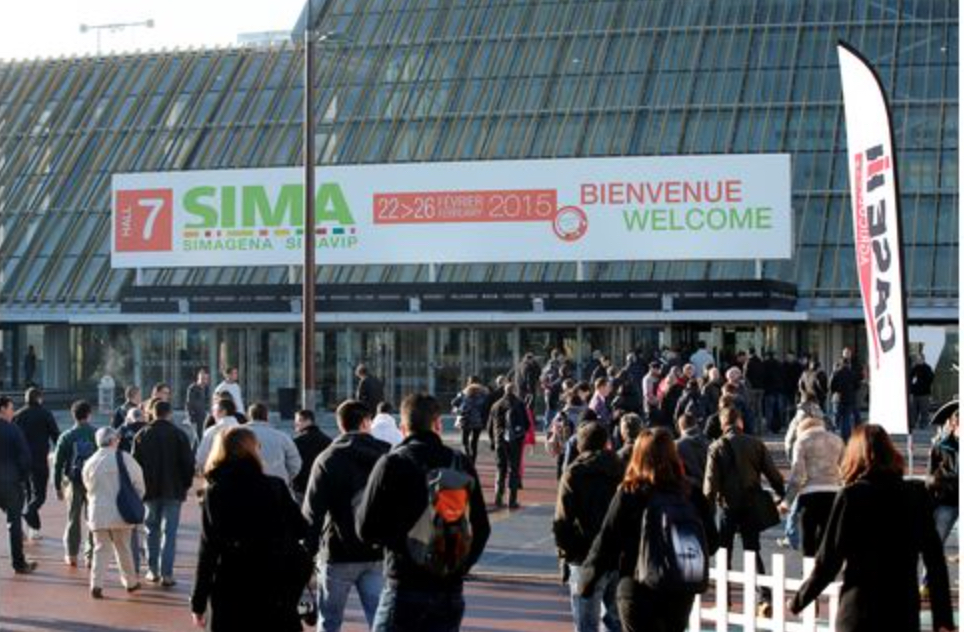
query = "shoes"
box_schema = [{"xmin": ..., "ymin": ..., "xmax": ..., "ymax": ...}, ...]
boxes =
[
  {"xmin": 14, "ymin": 561, "xmax": 37, "ymax": 575},
  {"xmin": 145, "ymin": 571, "xmax": 161, "ymax": 583},
  {"xmin": 161, "ymin": 576, "xmax": 177, "ymax": 587},
  {"xmin": 27, "ymin": 529, "xmax": 43, "ymax": 542},
  {"xmin": 126, "ymin": 582, "xmax": 142, "ymax": 593},
  {"xmin": 920, "ymin": 585, "xmax": 930, "ymax": 600},
  {"xmin": 757, "ymin": 601, "xmax": 773, "ymax": 618},
  {"xmin": 90, "ymin": 587, "xmax": 103, "ymax": 599},
  {"xmin": 65, "ymin": 556, "xmax": 78, "ymax": 568},
  {"xmin": 776, "ymin": 537, "xmax": 792, "ymax": 549}
]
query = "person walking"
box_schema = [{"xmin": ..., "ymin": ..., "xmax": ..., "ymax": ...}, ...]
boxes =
[
  {"xmin": 580, "ymin": 428, "xmax": 718, "ymax": 632},
  {"xmin": 761, "ymin": 351, "xmax": 785, "ymax": 433},
  {"xmin": 245, "ymin": 402, "xmax": 302, "ymax": 485},
  {"xmin": 923, "ymin": 400, "xmax": 959, "ymax": 597},
  {"xmin": 132, "ymin": 400, "xmax": 195, "ymax": 587},
  {"xmin": 291, "ymin": 408, "xmax": 332, "ymax": 503},
  {"xmin": 185, "ymin": 367, "xmax": 211, "ymax": 441},
  {"xmin": 451, "ymin": 376, "xmax": 489, "ymax": 465},
  {"xmin": 303, "ymin": 400, "xmax": 390, "ymax": 631},
  {"xmin": 778, "ymin": 417, "xmax": 843, "ymax": 556},
  {"xmin": 13, "ymin": 386, "xmax": 60, "ymax": 540},
  {"xmin": 371, "ymin": 401, "xmax": 403, "ymax": 447},
  {"xmin": 830, "ymin": 356, "xmax": 861, "ymax": 442},
  {"xmin": 703, "ymin": 406, "xmax": 785, "ymax": 614},
  {"xmin": 488, "ymin": 383, "xmax": 531, "ymax": 509},
  {"xmin": 356, "ymin": 393, "xmax": 491, "ymax": 632},
  {"xmin": 553, "ymin": 422, "xmax": 623, "ymax": 632},
  {"xmin": 355, "ymin": 364, "xmax": 385, "ymax": 413},
  {"xmin": 214, "ymin": 366, "xmax": 244, "ymax": 413},
  {"xmin": 52, "ymin": 399, "xmax": 97, "ymax": 568},
  {"xmin": 689, "ymin": 341, "xmax": 714, "ymax": 379},
  {"xmin": 23, "ymin": 345, "xmax": 37, "ymax": 387},
  {"xmin": 588, "ymin": 377, "xmax": 614, "ymax": 431},
  {"xmin": 83, "ymin": 426, "xmax": 145, "ymax": 598},
  {"xmin": 0, "ymin": 395, "xmax": 37, "ymax": 574},
  {"xmin": 549, "ymin": 390, "xmax": 588, "ymax": 478},
  {"xmin": 675, "ymin": 413, "xmax": 709, "ymax": 488},
  {"xmin": 909, "ymin": 355, "xmax": 935, "ymax": 430},
  {"xmin": 191, "ymin": 427, "xmax": 310, "ymax": 632},
  {"xmin": 195, "ymin": 397, "xmax": 240, "ymax": 472},
  {"xmin": 112, "ymin": 385, "xmax": 142, "ymax": 429},
  {"xmin": 790, "ymin": 424, "xmax": 954, "ymax": 632}
]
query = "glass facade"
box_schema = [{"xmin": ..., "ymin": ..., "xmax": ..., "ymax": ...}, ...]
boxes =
[{"xmin": 0, "ymin": 0, "xmax": 957, "ymax": 407}]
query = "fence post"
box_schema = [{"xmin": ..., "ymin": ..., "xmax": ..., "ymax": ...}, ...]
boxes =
[
  {"xmin": 771, "ymin": 553, "xmax": 786, "ymax": 631},
  {"xmin": 716, "ymin": 548, "xmax": 729, "ymax": 632},
  {"xmin": 801, "ymin": 557, "xmax": 817, "ymax": 632},
  {"xmin": 744, "ymin": 550, "xmax": 758, "ymax": 632},
  {"xmin": 689, "ymin": 586, "xmax": 703, "ymax": 631}
]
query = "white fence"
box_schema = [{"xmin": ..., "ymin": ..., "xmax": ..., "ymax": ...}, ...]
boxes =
[{"xmin": 689, "ymin": 549, "xmax": 841, "ymax": 632}]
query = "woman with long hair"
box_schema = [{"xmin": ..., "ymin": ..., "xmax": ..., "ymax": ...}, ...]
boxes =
[
  {"xmin": 579, "ymin": 428, "xmax": 718, "ymax": 632},
  {"xmin": 790, "ymin": 424, "xmax": 955, "ymax": 632},
  {"xmin": 451, "ymin": 375, "xmax": 489, "ymax": 464},
  {"xmin": 190, "ymin": 427, "xmax": 310, "ymax": 632}
]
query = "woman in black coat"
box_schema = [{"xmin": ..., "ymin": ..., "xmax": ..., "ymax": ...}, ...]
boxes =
[
  {"xmin": 580, "ymin": 428, "xmax": 719, "ymax": 632},
  {"xmin": 190, "ymin": 427, "xmax": 309, "ymax": 632},
  {"xmin": 790, "ymin": 424, "xmax": 955, "ymax": 632}
]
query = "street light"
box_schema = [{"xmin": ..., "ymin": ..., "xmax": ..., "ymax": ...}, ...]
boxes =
[{"xmin": 79, "ymin": 19, "xmax": 155, "ymax": 54}]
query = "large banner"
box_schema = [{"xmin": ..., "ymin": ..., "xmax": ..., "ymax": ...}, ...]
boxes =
[
  {"xmin": 837, "ymin": 42, "xmax": 910, "ymax": 435},
  {"xmin": 112, "ymin": 154, "xmax": 791, "ymax": 269}
]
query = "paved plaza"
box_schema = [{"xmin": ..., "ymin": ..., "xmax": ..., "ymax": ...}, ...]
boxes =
[{"xmin": 0, "ymin": 420, "xmax": 957, "ymax": 631}]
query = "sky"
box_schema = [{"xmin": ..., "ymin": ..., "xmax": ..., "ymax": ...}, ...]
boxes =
[{"xmin": 0, "ymin": 0, "xmax": 308, "ymax": 59}]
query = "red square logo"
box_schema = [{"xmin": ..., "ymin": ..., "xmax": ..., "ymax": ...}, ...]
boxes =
[{"xmin": 114, "ymin": 189, "xmax": 173, "ymax": 252}]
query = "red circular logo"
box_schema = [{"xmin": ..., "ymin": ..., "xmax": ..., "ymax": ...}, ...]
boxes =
[{"xmin": 553, "ymin": 206, "xmax": 588, "ymax": 242}]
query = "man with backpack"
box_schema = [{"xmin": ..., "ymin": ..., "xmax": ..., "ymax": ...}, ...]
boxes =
[
  {"xmin": 553, "ymin": 422, "xmax": 623, "ymax": 632},
  {"xmin": 53, "ymin": 399, "xmax": 97, "ymax": 568},
  {"xmin": 488, "ymin": 383, "xmax": 531, "ymax": 509},
  {"xmin": 703, "ymin": 406, "xmax": 785, "ymax": 614},
  {"xmin": 13, "ymin": 386, "xmax": 60, "ymax": 540},
  {"xmin": 356, "ymin": 393, "xmax": 490, "ymax": 632},
  {"xmin": 132, "ymin": 400, "xmax": 195, "ymax": 587},
  {"xmin": 303, "ymin": 400, "xmax": 390, "ymax": 631}
]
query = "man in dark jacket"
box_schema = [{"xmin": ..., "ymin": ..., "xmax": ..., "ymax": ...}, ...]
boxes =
[
  {"xmin": 355, "ymin": 364, "xmax": 384, "ymax": 413},
  {"xmin": 292, "ymin": 409, "xmax": 331, "ymax": 501},
  {"xmin": 112, "ymin": 385, "xmax": 142, "ymax": 429},
  {"xmin": 184, "ymin": 367, "xmax": 210, "ymax": 441},
  {"xmin": 924, "ymin": 403, "xmax": 959, "ymax": 593},
  {"xmin": 798, "ymin": 359, "xmax": 829, "ymax": 407},
  {"xmin": 676, "ymin": 412, "xmax": 709, "ymax": 487},
  {"xmin": 553, "ymin": 422, "xmax": 622, "ymax": 632},
  {"xmin": 13, "ymin": 387, "xmax": 60, "ymax": 537},
  {"xmin": 0, "ymin": 395, "xmax": 36, "ymax": 574},
  {"xmin": 356, "ymin": 393, "xmax": 490, "ymax": 632},
  {"xmin": 132, "ymin": 400, "xmax": 195, "ymax": 587},
  {"xmin": 909, "ymin": 355, "xmax": 936, "ymax": 429},
  {"xmin": 487, "ymin": 383, "xmax": 530, "ymax": 508},
  {"xmin": 830, "ymin": 358, "xmax": 861, "ymax": 442},
  {"xmin": 303, "ymin": 400, "xmax": 388, "ymax": 631},
  {"xmin": 761, "ymin": 351, "xmax": 785, "ymax": 433},
  {"xmin": 704, "ymin": 406, "xmax": 785, "ymax": 611}
]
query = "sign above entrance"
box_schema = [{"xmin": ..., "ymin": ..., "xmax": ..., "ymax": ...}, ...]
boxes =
[{"xmin": 111, "ymin": 154, "xmax": 792, "ymax": 268}]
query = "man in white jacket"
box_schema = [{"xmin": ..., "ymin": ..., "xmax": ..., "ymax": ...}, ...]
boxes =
[
  {"xmin": 246, "ymin": 402, "xmax": 301, "ymax": 485},
  {"xmin": 83, "ymin": 427, "xmax": 145, "ymax": 599},
  {"xmin": 195, "ymin": 398, "xmax": 239, "ymax": 473}
]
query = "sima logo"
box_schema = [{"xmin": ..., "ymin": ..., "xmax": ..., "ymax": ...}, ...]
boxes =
[{"xmin": 183, "ymin": 183, "xmax": 354, "ymax": 229}]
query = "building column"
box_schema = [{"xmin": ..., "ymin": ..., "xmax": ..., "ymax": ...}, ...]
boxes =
[{"xmin": 43, "ymin": 325, "xmax": 70, "ymax": 390}]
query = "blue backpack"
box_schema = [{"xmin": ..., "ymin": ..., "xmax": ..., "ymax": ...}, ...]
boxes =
[{"xmin": 68, "ymin": 436, "xmax": 96, "ymax": 484}]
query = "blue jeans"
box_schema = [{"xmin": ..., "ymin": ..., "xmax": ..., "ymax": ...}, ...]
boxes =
[
  {"xmin": 835, "ymin": 402, "xmax": 860, "ymax": 442},
  {"xmin": 568, "ymin": 564, "xmax": 620, "ymax": 632},
  {"xmin": 318, "ymin": 561, "xmax": 383, "ymax": 632},
  {"xmin": 144, "ymin": 499, "xmax": 182, "ymax": 578},
  {"xmin": 763, "ymin": 393, "xmax": 785, "ymax": 433},
  {"xmin": 923, "ymin": 505, "xmax": 959, "ymax": 586},
  {"xmin": 784, "ymin": 496, "xmax": 801, "ymax": 550},
  {"xmin": 372, "ymin": 585, "xmax": 464, "ymax": 632}
]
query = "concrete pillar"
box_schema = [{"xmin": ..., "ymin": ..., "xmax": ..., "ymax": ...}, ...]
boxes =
[{"xmin": 42, "ymin": 325, "xmax": 70, "ymax": 390}]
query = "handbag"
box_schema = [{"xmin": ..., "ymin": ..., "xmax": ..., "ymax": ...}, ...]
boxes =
[{"xmin": 116, "ymin": 450, "xmax": 145, "ymax": 525}]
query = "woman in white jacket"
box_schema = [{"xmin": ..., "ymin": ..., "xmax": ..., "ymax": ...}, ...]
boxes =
[{"xmin": 82, "ymin": 426, "xmax": 146, "ymax": 598}]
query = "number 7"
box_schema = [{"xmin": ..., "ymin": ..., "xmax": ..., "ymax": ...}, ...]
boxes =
[{"xmin": 139, "ymin": 197, "xmax": 167, "ymax": 241}]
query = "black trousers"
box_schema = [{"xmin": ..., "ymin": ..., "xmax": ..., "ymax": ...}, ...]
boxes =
[
  {"xmin": 719, "ymin": 508, "xmax": 769, "ymax": 602},
  {"xmin": 797, "ymin": 492, "xmax": 836, "ymax": 557},
  {"xmin": 0, "ymin": 482, "xmax": 27, "ymax": 569},
  {"xmin": 495, "ymin": 439, "xmax": 523, "ymax": 492},
  {"xmin": 461, "ymin": 427, "xmax": 482, "ymax": 465},
  {"xmin": 617, "ymin": 582, "xmax": 694, "ymax": 632},
  {"xmin": 23, "ymin": 465, "xmax": 48, "ymax": 530}
]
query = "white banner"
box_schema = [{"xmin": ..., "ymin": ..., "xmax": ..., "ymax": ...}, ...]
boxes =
[
  {"xmin": 111, "ymin": 155, "xmax": 791, "ymax": 269},
  {"xmin": 837, "ymin": 42, "xmax": 910, "ymax": 435}
]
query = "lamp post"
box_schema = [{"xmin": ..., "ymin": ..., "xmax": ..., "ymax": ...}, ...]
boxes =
[
  {"xmin": 302, "ymin": 2, "xmax": 317, "ymax": 413},
  {"xmin": 79, "ymin": 19, "xmax": 155, "ymax": 54}
]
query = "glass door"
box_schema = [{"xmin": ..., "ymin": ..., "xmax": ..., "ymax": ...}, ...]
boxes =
[
  {"xmin": 475, "ymin": 328, "xmax": 516, "ymax": 386},
  {"xmin": 434, "ymin": 327, "xmax": 471, "ymax": 405}
]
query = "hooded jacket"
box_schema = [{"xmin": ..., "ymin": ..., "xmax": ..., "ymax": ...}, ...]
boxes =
[
  {"xmin": 553, "ymin": 449, "xmax": 623, "ymax": 564},
  {"xmin": 302, "ymin": 431, "xmax": 389, "ymax": 563},
  {"xmin": 451, "ymin": 384, "xmax": 490, "ymax": 430},
  {"xmin": 784, "ymin": 419, "xmax": 843, "ymax": 505}
]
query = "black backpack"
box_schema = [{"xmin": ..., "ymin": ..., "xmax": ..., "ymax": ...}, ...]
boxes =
[{"xmin": 635, "ymin": 491, "xmax": 709, "ymax": 593}]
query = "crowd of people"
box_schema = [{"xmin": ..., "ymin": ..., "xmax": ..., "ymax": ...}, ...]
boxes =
[{"xmin": 0, "ymin": 345, "xmax": 957, "ymax": 632}]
